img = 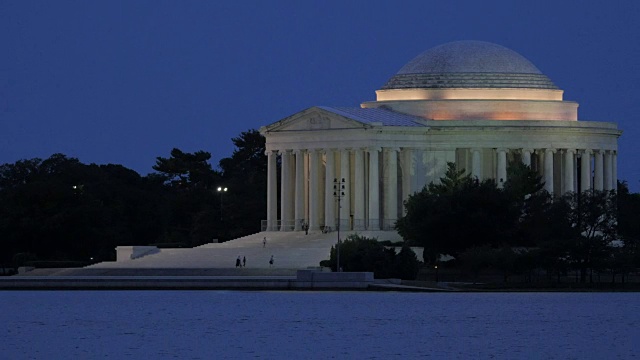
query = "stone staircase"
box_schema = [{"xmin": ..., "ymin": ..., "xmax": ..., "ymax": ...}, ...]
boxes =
[{"xmin": 88, "ymin": 230, "xmax": 402, "ymax": 270}]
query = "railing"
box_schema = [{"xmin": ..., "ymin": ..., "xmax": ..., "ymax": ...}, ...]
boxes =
[
  {"xmin": 260, "ymin": 220, "xmax": 270, "ymax": 231},
  {"xmin": 352, "ymin": 219, "xmax": 367, "ymax": 230},
  {"xmin": 260, "ymin": 218, "xmax": 397, "ymax": 232},
  {"xmin": 381, "ymin": 219, "xmax": 398, "ymax": 231},
  {"xmin": 279, "ymin": 220, "xmax": 296, "ymax": 231},
  {"xmin": 260, "ymin": 220, "xmax": 298, "ymax": 231}
]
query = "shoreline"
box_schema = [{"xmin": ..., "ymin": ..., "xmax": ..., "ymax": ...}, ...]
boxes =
[
  {"xmin": 2, "ymin": 277, "xmax": 638, "ymax": 292},
  {"xmin": 2, "ymin": 268, "xmax": 638, "ymax": 292}
]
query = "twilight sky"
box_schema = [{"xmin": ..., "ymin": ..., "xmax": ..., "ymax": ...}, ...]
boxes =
[{"xmin": 2, "ymin": 1, "xmax": 639, "ymax": 190}]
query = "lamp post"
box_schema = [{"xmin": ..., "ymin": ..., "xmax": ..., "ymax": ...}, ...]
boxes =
[
  {"xmin": 217, "ymin": 186, "xmax": 228, "ymax": 220},
  {"xmin": 333, "ymin": 178, "xmax": 346, "ymax": 272}
]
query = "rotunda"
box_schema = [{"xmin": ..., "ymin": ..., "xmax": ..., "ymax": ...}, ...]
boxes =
[
  {"xmin": 368, "ymin": 40, "xmax": 575, "ymax": 120},
  {"xmin": 261, "ymin": 41, "xmax": 621, "ymax": 234}
]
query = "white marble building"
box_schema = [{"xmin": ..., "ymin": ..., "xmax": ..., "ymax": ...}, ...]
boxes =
[{"xmin": 260, "ymin": 41, "xmax": 621, "ymax": 233}]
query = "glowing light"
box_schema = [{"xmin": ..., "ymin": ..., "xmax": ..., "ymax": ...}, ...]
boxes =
[{"xmin": 376, "ymin": 88, "xmax": 564, "ymax": 102}]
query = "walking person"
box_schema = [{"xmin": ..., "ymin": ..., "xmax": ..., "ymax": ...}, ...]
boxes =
[
  {"xmin": 235, "ymin": 256, "xmax": 241, "ymax": 268},
  {"xmin": 269, "ymin": 255, "xmax": 274, "ymax": 268},
  {"xmin": 243, "ymin": 256, "xmax": 246, "ymax": 267},
  {"xmin": 263, "ymin": 237, "xmax": 267, "ymax": 247}
]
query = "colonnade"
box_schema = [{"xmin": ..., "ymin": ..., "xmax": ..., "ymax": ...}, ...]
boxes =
[
  {"xmin": 264, "ymin": 147, "xmax": 617, "ymax": 232},
  {"xmin": 526, "ymin": 148, "xmax": 617, "ymax": 194}
]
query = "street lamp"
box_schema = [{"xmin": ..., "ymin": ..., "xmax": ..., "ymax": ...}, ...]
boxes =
[
  {"xmin": 333, "ymin": 178, "xmax": 346, "ymax": 272},
  {"xmin": 217, "ymin": 186, "xmax": 228, "ymax": 220}
]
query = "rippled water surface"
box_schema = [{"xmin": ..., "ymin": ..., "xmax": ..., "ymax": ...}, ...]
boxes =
[{"xmin": 2, "ymin": 291, "xmax": 639, "ymax": 359}]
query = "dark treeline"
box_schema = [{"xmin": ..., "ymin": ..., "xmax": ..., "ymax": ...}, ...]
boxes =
[
  {"xmin": 396, "ymin": 161, "xmax": 640, "ymax": 284},
  {"xmin": 3, "ymin": 138, "xmax": 640, "ymax": 283},
  {"xmin": 0, "ymin": 130, "xmax": 266, "ymax": 270}
]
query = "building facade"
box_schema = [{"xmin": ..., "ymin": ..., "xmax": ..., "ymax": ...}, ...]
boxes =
[{"xmin": 260, "ymin": 41, "xmax": 621, "ymax": 233}]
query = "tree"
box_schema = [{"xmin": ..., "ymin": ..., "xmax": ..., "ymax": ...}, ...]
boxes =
[
  {"xmin": 615, "ymin": 236, "xmax": 640, "ymax": 283},
  {"xmin": 217, "ymin": 129, "xmax": 267, "ymax": 238},
  {"xmin": 393, "ymin": 245, "xmax": 422, "ymax": 280},
  {"xmin": 501, "ymin": 158, "xmax": 549, "ymax": 246},
  {"xmin": 153, "ymin": 148, "xmax": 219, "ymax": 190},
  {"xmin": 617, "ymin": 181, "xmax": 640, "ymax": 243},
  {"xmin": 396, "ymin": 162, "xmax": 517, "ymax": 263},
  {"xmin": 561, "ymin": 189, "xmax": 618, "ymax": 282},
  {"xmin": 0, "ymin": 158, "xmax": 43, "ymax": 190},
  {"xmin": 152, "ymin": 148, "xmax": 224, "ymax": 246},
  {"xmin": 458, "ymin": 246, "xmax": 493, "ymax": 282},
  {"xmin": 621, "ymin": 198, "xmax": 640, "ymax": 270},
  {"xmin": 503, "ymin": 158, "xmax": 545, "ymax": 203},
  {"xmin": 0, "ymin": 155, "xmax": 170, "ymax": 267},
  {"xmin": 219, "ymin": 129, "xmax": 266, "ymax": 182},
  {"xmin": 427, "ymin": 162, "xmax": 473, "ymax": 194}
]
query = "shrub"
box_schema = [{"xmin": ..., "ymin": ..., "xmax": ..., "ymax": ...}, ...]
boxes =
[
  {"xmin": 328, "ymin": 234, "xmax": 421, "ymax": 279},
  {"xmin": 393, "ymin": 246, "xmax": 421, "ymax": 280}
]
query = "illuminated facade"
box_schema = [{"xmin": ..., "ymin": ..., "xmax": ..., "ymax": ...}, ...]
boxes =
[{"xmin": 260, "ymin": 41, "xmax": 621, "ymax": 233}]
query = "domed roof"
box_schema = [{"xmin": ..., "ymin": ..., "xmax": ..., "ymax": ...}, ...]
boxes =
[{"xmin": 382, "ymin": 41, "xmax": 558, "ymax": 90}]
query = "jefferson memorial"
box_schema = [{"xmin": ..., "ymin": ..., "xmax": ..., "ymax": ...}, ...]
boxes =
[{"xmin": 261, "ymin": 40, "xmax": 622, "ymax": 234}]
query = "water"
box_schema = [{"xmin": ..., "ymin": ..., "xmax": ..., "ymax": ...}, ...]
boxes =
[{"xmin": 1, "ymin": 291, "xmax": 639, "ymax": 359}]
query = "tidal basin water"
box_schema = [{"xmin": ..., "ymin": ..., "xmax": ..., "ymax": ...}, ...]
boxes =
[{"xmin": 2, "ymin": 291, "xmax": 639, "ymax": 359}]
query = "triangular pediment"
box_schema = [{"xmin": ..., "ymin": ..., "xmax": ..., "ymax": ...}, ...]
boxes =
[{"xmin": 263, "ymin": 107, "xmax": 372, "ymax": 133}]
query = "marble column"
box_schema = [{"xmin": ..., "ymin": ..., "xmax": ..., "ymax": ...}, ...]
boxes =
[
  {"xmin": 496, "ymin": 148, "xmax": 507, "ymax": 188},
  {"xmin": 308, "ymin": 149, "xmax": 320, "ymax": 230},
  {"xmin": 604, "ymin": 150, "xmax": 613, "ymax": 191},
  {"xmin": 580, "ymin": 150, "xmax": 592, "ymax": 192},
  {"xmin": 353, "ymin": 148, "xmax": 365, "ymax": 231},
  {"xmin": 294, "ymin": 150, "xmax": 304, "ymax": 231},
  {"xmin": 266, "ymin": 150, "xmax": 278, "ymax": 231},
  {"xmin": 384, "ymin": 148, "xmax": 398, "ymax": 230},
  {"xmin": 594, "ymin": 150, "xmax": 604, "ymax": 191},
  {"xmin": 471, "ymin": 148, "xmax": 482, "ymax": 180},
  {"xmin": 368, "ymin": 147, "xmax": 380, "ymax": 230},
  {"xmin": 564, "ymin": 149, "xmax": 575, "ymax": 193},
  {"xmin": 522, "ymin": 148, "xmax": 532, "ymax": 167},
  {"xmin": 280, "ymin": 150, "xmax": 292, "ymax": 231},
  {"xmin": 544, "ymin": 149, "xmax": 555, "ymax": 194},
  {"xmin": 401, "ymin": 148, "xmax": 415, "ymax": 215},
  {"xmin": 613, "ymin": 152, "xmax": 618, "ymax": 191},
  {"xmin": 536, "ymin": 150, "xmax": 545, "ymax": 177},
  {"xmin": 324, "ymin": 149, "xmax": 336, "ymax": 230},
  {"xmin": 339, "ymin": 149, "xmax": 351, "ymax": 230}
]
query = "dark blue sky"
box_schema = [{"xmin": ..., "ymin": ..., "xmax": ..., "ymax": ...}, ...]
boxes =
[{"xmin": 2, "ymin": 1, "xmax": 639, "ymax": 189}]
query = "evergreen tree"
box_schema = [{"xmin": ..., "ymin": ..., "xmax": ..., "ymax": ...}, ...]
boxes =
[
  {"xmin": 217, "ymin": 129, "xmax": 267, "ymax": 238},
  {"xmin": 428, "ymin": 162, "xmax": 473, "ymax": 194},
  {"xmin": 153, "ymin": 148, "xmax": 219, "ymax": 190},
  {"xmin": 503, "ymin": 158, "xmax": 545, "ymax": 202},
  {"xmin": 396, "ymin": 162, "xmax": 516, "ymax": 263}
]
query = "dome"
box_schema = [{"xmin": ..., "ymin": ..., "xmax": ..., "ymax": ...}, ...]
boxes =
[{"xmin": 382, "ymin": 41, "xmax": 558, "ymax": 90}]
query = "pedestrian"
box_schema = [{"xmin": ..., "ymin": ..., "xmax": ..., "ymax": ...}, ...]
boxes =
[
  {"xmin": 243, "ymin": 256, "xmax": 246, "ymax": 267},
  {"xmin": 269, "ymin": 255, "xmax": 274, "ymax": 267},
  {"xmin": 236, "ymin": 255, "xmax": 241, "ymax": 268},
  {"xmin": 263, "ymin": 237, "xmax": 267, "ymax": 247}
]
